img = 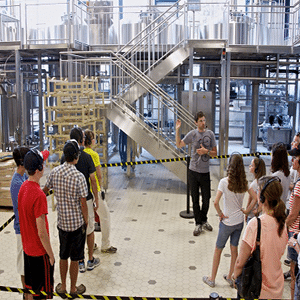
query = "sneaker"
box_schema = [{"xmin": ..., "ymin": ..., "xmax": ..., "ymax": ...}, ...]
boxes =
[
  {"xmin": 79, "ymin": 261, "xmax": 86, "ymax": 273},
  {"xmin": 87, "ymin": 257, "xmax": 100, "ymax": 271},
  {"xmin": 101, "ymin": 246, "xmax": 117, "ymax": 254},
  {"xmin": 203, "ymin": 276, "xmax": 215, "ymax": 287},
  {"xmin": 284, "ymin": 270, "xmax": 291, "ymax": 281},
  {"xmin": 193, "ymin": 224, "xmax": 202, "ymax": 236},
  {"xmin": 223, "ymin": 274, "xmax": 234, "ymax": 288},
  {"xmin": 203, "ymin": 221, "xmax": 213, "ymax": 231},
  {"xmin": 284, "ymin": 259, "xmax": 291, "ymax": 267}
]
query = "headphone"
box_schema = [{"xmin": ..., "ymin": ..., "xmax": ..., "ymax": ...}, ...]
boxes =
[
  {"xmin": 254, "ymin": 158, "xmax": 262, "ymax": 174},
  {"xmin": 260, "ymin": 176, "xmax": 281, "ymax": 203},
  {"xmin": 30, "ymin": 149, "xmax": 44, "ymax": 171},
  {"xmin": 65, "ymin": 139, "xmax": 80, "ymax": 160}
]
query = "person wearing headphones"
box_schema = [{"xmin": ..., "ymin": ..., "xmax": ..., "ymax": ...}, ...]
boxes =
[
  {"xmin": 242, "ymin": 157, "xmax": 266, "ymax": 222},
  {"xmin": 61, "ymin": 127, "xmax": 100, "ymax": 273},
  {"xmin": 233, "ymin": 176, "xmax": 288, "ymax": 299},
  {"xmin": 10, "ymin": 146, "xmax": 30, "ymax": 299},
  {"xmin": 84, "ymin": 129, "xmax": 117, "ymax": 253},
  {"xmin": 286, "ymin": 147, "xmax": 300, "ymax": 300},
  {"xmin": 18, "ymin": 149, "xmax": 55, "ymax": 300},
  {"xmin": 44, "ymin": 140, "xmax": 88, "ymax": 297}
]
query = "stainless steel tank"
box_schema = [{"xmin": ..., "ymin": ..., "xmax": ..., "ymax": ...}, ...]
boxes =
[
  {"xmin": 121, "ymin": 21, "xmax": 146, "ymax": 45},
  {"xmin": 229, "ymin": 13, "xmax": 251, "ymax": 44},
  {"xmin": 159, "ymin": 23, "xmax": 183, "ymax": 44},
  {"xmin": 28, "ymin": 28, "xmax": 45, "ymax": 44},
  {"xmin": 201, "ymin": 23, "xmax": 223, "ymax": 39},
  {"xmin": 88, "ymin": 1, "xmax": 117, "ymax": 45},
  {"xmin": 54, "ymin": 12, "xmax": 88, "ymax": 45}
]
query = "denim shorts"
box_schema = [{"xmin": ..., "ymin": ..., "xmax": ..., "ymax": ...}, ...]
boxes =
[
  {"xmin": 288, "ymin": 231, "xmax": 298, "ymax": 262},
  {"xmin": 216, "ymin": 221, "xmax": 243, "ymax": 249}
]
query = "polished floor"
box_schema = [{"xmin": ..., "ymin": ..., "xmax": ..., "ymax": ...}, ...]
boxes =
[{"xmin": 0, "ymin": 141, "xmax": 291, "ymax": 299}]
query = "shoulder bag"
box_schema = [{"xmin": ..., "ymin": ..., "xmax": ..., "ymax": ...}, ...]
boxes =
[{"xmin": 236, "ymin": 217, "xmax": 262, "ymax": 300}]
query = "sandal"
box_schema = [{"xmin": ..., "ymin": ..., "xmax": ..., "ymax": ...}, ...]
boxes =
[
  {"xmin": 70, "ymin": 284, "xmax": 86, "ymax": 298},
  {"xmin": 223, "ymin": 274, "xmax": 234, "ymax": 288},
  {"xmin": 55, "ymin": 283, "xmax": 67, "ymax": 299}
]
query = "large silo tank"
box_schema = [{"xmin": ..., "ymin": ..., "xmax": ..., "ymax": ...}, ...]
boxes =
[
  {"xmin": 121, "ymin": 21, "xmax": 146, "ymax": 45},
  {"xmin": 202, "ymin": 23, "xmax": 223, "ymax": 39},
  {"xmin": 88, "ymin": 1, "xmax": 116, "ymax": 45},
  {"xmin": 121, "ymin": 22, "xmax": 133, "ymax": 44},
  {"xmin": 54, "ymin": 12, "xmax": 88, "ymax": 44},
  {"xmin": 229, "ymin": 14, "xmax": 251, "ymax": 44}
]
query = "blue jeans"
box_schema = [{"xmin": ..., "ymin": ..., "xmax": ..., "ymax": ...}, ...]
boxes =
[{"xmin": 189, "ymin": 170, "xmax": 211, "ymax": 225}]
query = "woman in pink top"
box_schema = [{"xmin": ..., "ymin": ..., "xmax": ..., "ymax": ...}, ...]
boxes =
[{"xmin": 233, "ymin": 176, "xmax": 288, "ymax": 299}]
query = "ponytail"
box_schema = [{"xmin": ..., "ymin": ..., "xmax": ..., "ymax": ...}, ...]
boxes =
[{"xmin": 271, "ymin": 199, "xmax": 286, "ymax": 237}]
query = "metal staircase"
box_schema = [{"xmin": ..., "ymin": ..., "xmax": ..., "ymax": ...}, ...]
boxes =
[{"xmin": 106, "ymin": 1, "xmax": 195, "ymax": 183}]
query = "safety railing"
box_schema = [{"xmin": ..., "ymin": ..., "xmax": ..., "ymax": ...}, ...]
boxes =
[
  {"xmin": 111, "ymin": 51, "xmax": 195, "ymax": 132},
  {"xmin": 0, "ymin": 4, "xmax": 21, "ymax": 44},
  {"xmin": 24, "ymin": 0, "xmax": 89, "ymax": 45},
  {"xmin": 1, "ymin": 0, "xmax": 300, "ymax": 47}
]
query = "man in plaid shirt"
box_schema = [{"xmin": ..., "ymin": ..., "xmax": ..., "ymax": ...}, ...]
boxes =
[{"xmin": 44, "ymin": 139, "xmax": 88, "ymax": 297}]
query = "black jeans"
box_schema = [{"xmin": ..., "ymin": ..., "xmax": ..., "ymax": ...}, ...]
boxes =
[{"xmin": 189, "ymin": 170, "xmax": 211, "ymax": 225}]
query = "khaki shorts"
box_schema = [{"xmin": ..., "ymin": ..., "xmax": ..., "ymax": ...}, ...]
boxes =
[
  {"xmin": 86, "ymin": 199, "xmax": 95, "ymax": 235},
  {"xmin": 16, "ymin": 234, "xmax": 24, "ymax": 276}
]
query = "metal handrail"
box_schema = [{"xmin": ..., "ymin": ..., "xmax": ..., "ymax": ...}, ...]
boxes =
[
  {"xmin": 117, "ymin": 0, "xmax": 183, "ymax": 55},
  {"xmin": 118, "ymin": 0, "xmax": 186, "ymax": 76},
  {"xmin": 111, "ymin": 52, "xmax": 194, "ymax": 128}
]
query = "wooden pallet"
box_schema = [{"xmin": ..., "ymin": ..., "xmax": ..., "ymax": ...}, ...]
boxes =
[{"xmin": 0, "ymin": 154, "xmax": 15, "ymax": 207}]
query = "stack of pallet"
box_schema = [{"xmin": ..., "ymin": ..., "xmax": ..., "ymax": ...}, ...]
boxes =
[
  {"xmin": 0, "ymin": 153, "xmax": 15, "ymax": 207},
  {"xmin": 44, "ymin": 75, "xmax": 108, "ymax": 189}
]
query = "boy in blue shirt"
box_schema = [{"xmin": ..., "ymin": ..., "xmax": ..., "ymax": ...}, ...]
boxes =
[{"xmin": 10, "ymin": 146, "xmax": 30, "ymax": 299}]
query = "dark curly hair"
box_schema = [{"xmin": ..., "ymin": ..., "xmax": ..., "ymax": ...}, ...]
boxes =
[
  {"xmin": 227, "ymin": 154, "xmax": 248, "ymax": 193},
  {"xmin": 271, "ymin": 142, "xmax": 290, "ymax": 177}
]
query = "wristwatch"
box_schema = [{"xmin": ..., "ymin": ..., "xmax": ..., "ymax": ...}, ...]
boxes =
[
  {"xmin": 207, "ymin": 150, "xmax": 210, "ymax": 156},
  {"xmin": 293, "ymin": 242, "xmax": 297, "ymax": 247}
]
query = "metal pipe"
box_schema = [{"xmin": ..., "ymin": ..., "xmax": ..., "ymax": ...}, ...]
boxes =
[
  {"xmin": 250, "ymin": 80, "xmax": 259, "ymax": 153},
  {"xmin": 188, "ymin": 47, "xmax": 193, "ymax": 114},
  {"xmin": 219, "ymin": 52, "xmax": 226, "ymax": 177},
  {"xmin": 225, "ymin": 52, "xmax": 231, "ymax": 156},
  {"xmin": 15, "ymin": 49, "xmax": 21, "ymax": 145},
  {"xmin": 38, "ymin": 52, "xmax": 44, "ymax": 150}
]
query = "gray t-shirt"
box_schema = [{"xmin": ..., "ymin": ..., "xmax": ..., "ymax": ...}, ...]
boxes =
[{"xmin": 182, "ymin": 129, "xmax": 216, "ymax": 173}]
